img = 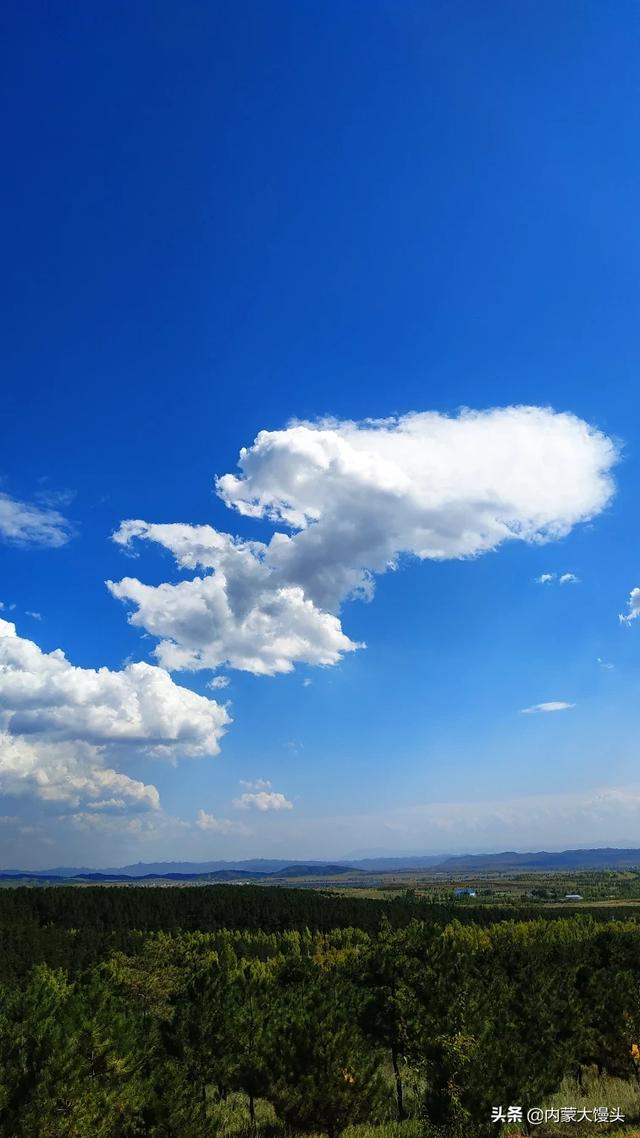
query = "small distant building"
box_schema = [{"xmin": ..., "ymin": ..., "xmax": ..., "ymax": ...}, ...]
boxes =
[
  {"xmin": 453, "ymin": 887, "xmax": 477, "ymax": 898},
  {"xmin": 564, "ymin": 893, "xmax": 583, "ymax": 901}
]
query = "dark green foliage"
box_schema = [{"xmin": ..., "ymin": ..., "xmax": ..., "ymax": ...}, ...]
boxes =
[
  {"xmin": 1, "ymin": 889, "xmax": 640, "ymax": 1136},
  {"xmin": 270, "ymin": 971, "xmax": 386, "ymax": 1137},
  {"xmin": 1, "ymin": 885, "xmax": 637, "ymax": 982}
]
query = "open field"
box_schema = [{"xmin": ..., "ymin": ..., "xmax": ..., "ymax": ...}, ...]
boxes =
[
  {"xmin": 328, "ymin": 868, "xmax": 640, "ymax": 909},
  {"xmin": 6, "ymin": 864, "xmax": 640, "ymax": 906}
]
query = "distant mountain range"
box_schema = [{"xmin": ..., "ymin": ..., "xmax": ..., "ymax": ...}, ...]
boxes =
[
  {"xmin": 3, "ymin": 847, "xmax": 640, "ymax": 883},
  {"xmin": 0, "ymin": 862, "xmax": 365, "ymax": 884},
  {"xmin": 427, "ymin": 848, "xmax": 640, "ymax": 872}
]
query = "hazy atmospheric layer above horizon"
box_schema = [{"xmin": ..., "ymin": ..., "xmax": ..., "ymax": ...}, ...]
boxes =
[{"xmin": 4, "ymin": 2, "xmax": 640, "ymax": 869}]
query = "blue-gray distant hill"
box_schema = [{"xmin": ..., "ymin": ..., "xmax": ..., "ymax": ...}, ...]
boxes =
[
  {"xmin": 427, "ymin": 848, "xmax": 640, "ymax": 872},
  {"xmin": 5, "ymin": 848, "xmax": 640, "ymax": 881},
  {"xmin": 270, "ymin": 864, "xmax": 362, "ymax": 877},
  {"xmin": 0, "ymin": 863, "xmax": 365, "ymax": 885}
]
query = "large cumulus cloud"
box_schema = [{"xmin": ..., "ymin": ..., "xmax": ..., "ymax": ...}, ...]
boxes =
[
  {"xmin": 107, "ymin": 523, "xmax": 358, "ymax": 674},
  {"xmin": 109, "ymin": 407, "xmax": 618, "ymax": 677},
  {"xmin": 0, "ymin": 619, "xmax": 230, "ymax": 810}
]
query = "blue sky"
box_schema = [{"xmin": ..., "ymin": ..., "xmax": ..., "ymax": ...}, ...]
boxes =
[{"xmin": 3, "ymin": 1, "xmax": 640, "ymax": 867}]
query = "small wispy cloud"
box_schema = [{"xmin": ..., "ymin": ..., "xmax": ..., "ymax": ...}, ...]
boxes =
[
  {"xmin": 620, "ymin": 586, "xmax": 640, "ymax": 625},
  {"xmin": 25, "ymin": 611, "xmax": 42, "ymax": 621},
  {"xmin": 535, "ymin": 572, "xmax": 580, "ymax": 585},
  {"xmin": 239, "ymin": 778, "xmax": 271, "ymax": 791},
  {"xmin": 35, "ymin": 486, "xmax": 76, "ymax": 509},
  {"xmin": 0, "ymin": 490, "xmax": 74, "ymax": 547},
  {"xmin": 195, "ymin": 809, "xmax": 249, "ymax": 834},
  {"xmin": 233, "ymin": 790, "xmax": 293, "ymax": 812},
  {"xmin": 597, "ymin": 657, "xmax": 615, "ymax": 670},
  {"xmin": 208, "ymin": 675, "xmax": 230, "ymax": 690},
  {"xmin": 520, "ymin": 701, "xmax": 575, "ymax": 714}
]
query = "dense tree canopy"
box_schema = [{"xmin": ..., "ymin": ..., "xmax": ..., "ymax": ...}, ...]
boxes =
[{"xmin": 1, "ymin": 887, "xmax": 639, "ymax": 1136}]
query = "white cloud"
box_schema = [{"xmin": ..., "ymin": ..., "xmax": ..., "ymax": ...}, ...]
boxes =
[
  {"xmin": 70, "ymin": 812, "xmax": 150, "ymax": 834},
  {"xmin": 620, "ymin": 587, "xmax": 640, "ymax": 624},
  {"xmin": 25, "ymin": 611, "xmax": 42, "ymax": 620},
  {"xmin": 0, "ymin": 734, "xmax": 159, "ymax": 811},
  {"xmin": 218, "ymin": 408, "xmax": 614, "ymax": 603},
  {"xmin": 232, "ymin": 790, "xmax": 293, "ymax": 812},
  {"xmin": 208, "ymin": 675, "xmax": 230, "ymax": 689},
  {"xmin": 0, "ymin": 619, "xmax": 230, "ymax": 756},
  {"xmin": 0, "ymin": 619, "xmax": 230, "ymax": 810},
  {"xmin": 520, "ymin": 701, "xmax": 575, "ymax": 714},
  {"xmin": 109, "ymin": 407, "xmax": 617, "ymax": 677},
  {"xmin": 195, "ymin": 809, "xmax": 249, "ymax": 834},
  {"xmin": 239, "ymin": 778, "xmax": 271, "ymax": 791},
  {"xmin": 107, "ymin": 525, "xmax": 358, "ymax": 676},
  {"xmin": 597, "ymin": 657, "xmax": 615, "ymax": 670},
  {"xmin": 65, "ymin": 808, "xmax": 197, "ymax": 844},
  {"xmin": 535, "ymin": 571, "xmax": 580, "ymax": 585},
  {"xmin": 0, "ymin": 492, "xmax": 73, "ymax": 547}
]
